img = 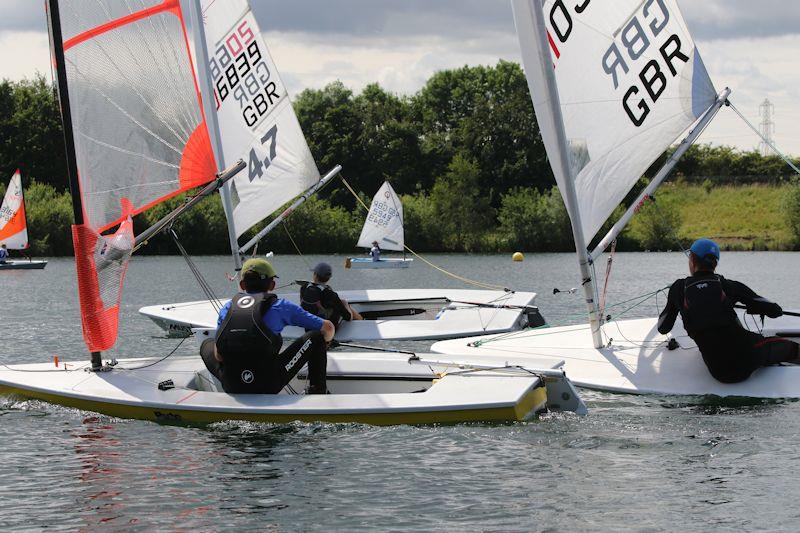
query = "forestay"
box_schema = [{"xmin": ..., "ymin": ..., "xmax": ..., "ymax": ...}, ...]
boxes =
[
  {"xmin": 199, "ymin": 0, "xmax": 320, "ymax": 237},
  {"xmin": 513, "ymin": 0, "xmax": 716, "ymax": 241},
  {"xmin": 356, "ymin": 181, "xmax": 405, "ymax": 251},
  {"xmin": 0, "ymin": 170, "xmax": 28, "ymax": 250},
  {"xmin": 47, "ymin": 0, "xmax": 217, "ymax": 353}
]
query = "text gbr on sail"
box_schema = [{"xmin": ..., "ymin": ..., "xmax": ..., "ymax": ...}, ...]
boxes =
[
  {"xmin": 210, "ymin": 19, "xmax": 282, "ymax": 130},
  {"xmin": 602, "ymin": 0, "xmax": 689, "ymax": 127}
]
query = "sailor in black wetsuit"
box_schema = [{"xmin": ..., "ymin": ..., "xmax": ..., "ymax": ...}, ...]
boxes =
[
  {"xmin": 300, "ymin": 262, "xmax": 362, "ymax": 328},
  {"xmin": 200, "ymin": 258, "xmax": 335, "ymax": 394},
  {"xmin": 658, "ymin": 238, "xmax": 799, "ymax": 383}
]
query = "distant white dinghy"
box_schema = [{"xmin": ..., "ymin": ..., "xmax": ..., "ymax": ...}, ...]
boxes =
[
  {"xmin": 347, "ymin": 181, "xmax": 412, "ymax": 269},
  {"xmin": 140, "ymin": 288, "xmax": 542, "ymax": 341},
  {"xmin": 428, "ymin": 0, "xmax": 800, "ymax": 400},
  {"xmin": 0, "ymin": 170, "xmax": 47, "ymax": 270}
]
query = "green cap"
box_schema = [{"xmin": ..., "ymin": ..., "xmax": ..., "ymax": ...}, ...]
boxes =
[{"xmin": 241, "ymin": 258, "xmax": 278, "ymax": 279}]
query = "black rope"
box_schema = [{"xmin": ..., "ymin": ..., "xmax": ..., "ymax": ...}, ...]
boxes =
[
  {"xmin": 118, "ymin": 337, "xmax": 188, "ymax": 371},
  {"xmin": 170, "ymin": 229, "xmax": 223, "ymax": 313}
]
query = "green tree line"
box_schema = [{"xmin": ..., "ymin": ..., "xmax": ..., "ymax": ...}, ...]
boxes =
[{"xmin": 2, "ymin": 65, "xmax": 800, "ymax": 256}]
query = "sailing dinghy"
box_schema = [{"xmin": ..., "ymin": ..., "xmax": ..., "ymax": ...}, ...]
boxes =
[
  {"xmin": 0, "ymin": 170, "xmax": 47, "ymax": 270},
  {"xmin": 0, "ymin": 0, "xmax": 586, "ymax": 425},
  {"xmin": 138, "ymin": 4, "xmax": 538, "ymax": 342},
  {"xmin": 143, "ymin": 288, "xmax": 543, "ymax": 341},
  {"xmin": 346, "ymin": 181, "xmax": 412, "ymax": 269},
  {"xmin": 435, "ymin": 0, "xmax": 800, "ymax": 399}
]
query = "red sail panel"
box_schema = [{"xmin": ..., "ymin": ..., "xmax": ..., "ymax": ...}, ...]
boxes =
[
  {"xmin": 0, "ymin": 170, "xmax": 29, "ymax": 249},
  {"xmin": 51, "ymin": 0, "xmax": 217, "ymax": 353}
]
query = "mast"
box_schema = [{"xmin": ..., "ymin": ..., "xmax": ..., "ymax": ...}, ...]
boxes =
[
  {"xmin": 590, "ymin": 88, "xmax": 732, "ymax": 260},
  {"xmin": 188, "ymin": 0, "xmax": 242, "ymax": 273},
  {"xmin": 517, "ymin": 0, "xmax": 603, "ymax": 348},
  {"xmin": 46, "ymin": 0, "xmax": 102, "ymax": 369}
]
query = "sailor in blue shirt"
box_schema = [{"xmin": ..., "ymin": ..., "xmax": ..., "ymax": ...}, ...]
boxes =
[
  {"xmin": 201, "ymin": 258, "xmax": 335, "ymax": 394},
  {"xmin": 0, "ymin": 244, "xmax": 8, "ymax": 264}
]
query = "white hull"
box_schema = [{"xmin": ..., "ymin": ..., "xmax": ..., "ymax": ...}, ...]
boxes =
[
  {"xmin": 0, "ymin": 260, "xmax": 47, "ymax": 270},
  {"xmin": 431, "ymin": 311, "xmax": 800, "ymax": 399},
  {"xmin": 346, "ymin": 257, "xmax": 412, "ymax": 269},
  {"xmin": 0, "ymin": 353, "xmax": 585, "ymax": 425},
  {"xmin": 140, "ymin": 289, "xmax": 539, "ymax": 341}
]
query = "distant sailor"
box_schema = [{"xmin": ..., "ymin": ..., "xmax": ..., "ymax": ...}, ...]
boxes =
[
  {"xmin": 0, "ymin": 244, "xmax": 7, "ymax": 264},
  {"xmin": 370, "ymin": 240, "xmax": 381, "ymax": 262},
  {"xmin": 300, "ymin": 262, "xmax": 363, "ymax": 328},
  {"xmin": 201, "ymin": 258, "xmax": 335, "ymax": 394},
  {"xmin": 658, "ymin": 238, "xmax": 799, "ymax": 383}
]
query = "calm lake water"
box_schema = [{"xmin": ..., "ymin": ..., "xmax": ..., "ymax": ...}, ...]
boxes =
[{"xmin": 2, "ymin": 252, "xmax": 800, "ymax": 530}]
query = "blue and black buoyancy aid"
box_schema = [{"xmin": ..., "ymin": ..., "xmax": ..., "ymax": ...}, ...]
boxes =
[
  {"xmin": 680, "ymin": 275, "xmax": 740, "ymax": 335},
  {"xmin": 215, "ymin": 292, "xmax": 283, "ymax": 393}
]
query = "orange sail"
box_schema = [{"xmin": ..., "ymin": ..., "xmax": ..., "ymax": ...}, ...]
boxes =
[
  {"xmin": 0, "ymin": 170, "xmax": 29, "ymax": 250},
  {"xmin": 47, "ymin": 0, "xmax": 217, "ymax": 354}
]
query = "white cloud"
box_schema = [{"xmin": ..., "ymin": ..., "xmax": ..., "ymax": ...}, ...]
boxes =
[
  {"xmin": 2, "ymin": 1, "xmax": 800, "ymax": 156},
  {"xmin": 0, "ymin": 31, "xmax": 51, "ymax": 81}
]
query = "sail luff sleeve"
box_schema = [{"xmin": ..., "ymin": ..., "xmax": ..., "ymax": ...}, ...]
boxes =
[{"xmin": 47, "ymin": 0, "xmax": 84, "ymax": 227}]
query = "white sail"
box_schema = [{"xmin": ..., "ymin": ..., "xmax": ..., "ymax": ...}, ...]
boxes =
[
  {"xmin": 0, "ymin": 170, "xmax": 28, "ymax": 250},
  {"xmin": 512, "ymin": 0, "xmax": 717, "ymax": 241},
  {"xmin": 199, "ymin": 0, "xmax": 320, "ymax": 238},
  {"xmin": 356, "ymin": 181, "xmax": 404, "ymax": 251}
]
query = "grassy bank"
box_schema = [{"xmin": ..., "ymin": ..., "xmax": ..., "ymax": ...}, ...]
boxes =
[
  {"xmin": 627, "ymin": 183, "xmax": 795, "ymax": 251},
  {"xmin": 2, "ymin": 181, "xmax": 798, "ymax": 256}
]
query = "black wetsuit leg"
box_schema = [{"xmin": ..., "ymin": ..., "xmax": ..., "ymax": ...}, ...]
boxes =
[
  {"xmin": 693, "ymin": 328, "xmax": 762, "ymax": 383},
  {"xmin": 694, "ymin": 327, "xmax": 800, "ymax": 383},
  {"xmin": 200, "ymin": 338, "xmax": 223, "ymax": 381},
  {"xmin": 752, "ymin": 336, "xmax": 800, "ymax": 366},
  {"xmin": 275, "ymin": 331, "xmax": 328, "ymax": 392}
]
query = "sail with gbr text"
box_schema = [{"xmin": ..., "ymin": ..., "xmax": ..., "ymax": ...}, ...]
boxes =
[
  {"xmin": 200, "ymin": 0, "xmax": 320, "ymax": 238},
  {"xmin": 47, "ymin": 0, "xmax": 217, "ymax": 353},
  {"xmin": 0, "ymin": 170, "xmax": 28, "ymax": 250},
  {"xmin": 356, "ymin": 182, "xmax": 405, "ymax": 252},
  {"xmin": 512, "ymin": 0, "xmax": 716, "ymax": 241}
]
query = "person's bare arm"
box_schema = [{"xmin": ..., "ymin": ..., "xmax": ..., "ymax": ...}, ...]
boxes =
[
  {"xmin": 340, "ymin": 298, "xmax": 363, "ymax": 320},
  {"xmin": 321, "ymin": 320, "xmax": 335, "ymax": 342}
]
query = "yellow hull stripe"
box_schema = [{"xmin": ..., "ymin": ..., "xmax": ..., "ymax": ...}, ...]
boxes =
[{"xmin": 0, "ymin": 384, "xmax": 548, "ymax": 426}]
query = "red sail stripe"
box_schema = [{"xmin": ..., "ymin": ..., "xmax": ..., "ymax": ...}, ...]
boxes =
[
  {"xmin": 63, "ymin": 0, "xmax": 180, "ymax": 51},
  {"xmin": 547, "ymin": 30, "xmax": 561, "ymax": 59}
]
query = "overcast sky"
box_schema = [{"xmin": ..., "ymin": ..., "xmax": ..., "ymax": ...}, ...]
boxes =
[{"xmin": 3, "ymin": 0, "xmax": 800, "ymax": 155}]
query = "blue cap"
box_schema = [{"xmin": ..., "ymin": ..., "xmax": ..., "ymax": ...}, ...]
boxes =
[
  {"xmin": 312, "ymin": 262, "xmax": 333, "ymax": 279},
  {"xmin": 690, "ymin": 238, "xmax": 720, "ymax": 262}
]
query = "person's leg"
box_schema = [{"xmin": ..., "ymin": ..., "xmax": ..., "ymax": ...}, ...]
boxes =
[
  {"xmin": 753, "ymin": 336, "xmax": 800, "ymax": 366},
  {"xmin": 199, "ymin": 338, "xmax": 223, "ymax": 381},
  {"xmin": 277, "ymin": 331, "xmax": 328, "ymax": 393}
]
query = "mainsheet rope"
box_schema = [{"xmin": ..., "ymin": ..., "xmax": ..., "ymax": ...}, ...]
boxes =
[
  {"xmin": 338, "ymin": 174, "xmax": 513, "ymax": 293},
  {"xmin": 469, "ymin": 286, "xmax": 670, "ymax": 347}
]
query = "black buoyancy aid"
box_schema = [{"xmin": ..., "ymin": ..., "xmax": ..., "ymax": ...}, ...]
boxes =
[
  {"xmin": 680, "ymin": 275, "xmax": 740, "ymax": 334},
  {"xmin": 299, "ymin": 282, "xmax": 331, "ymax": 319},
  {"xmin": 215, "ymin": 292, "xmax": 283, "ymax": 393}
]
